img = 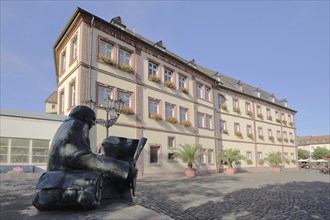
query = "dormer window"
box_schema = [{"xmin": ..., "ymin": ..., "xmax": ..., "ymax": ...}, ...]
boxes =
[
  {"xmin": 110, "ymin": 16, "xmax": 126, "ymax": 30},
  {"xmin": 187, "ymin": 59, "xmax": 197, "ymax": 69},
  {"xmin": 255, "ymin": 88, "xmax": 261, "ymax": 98},
  {"xmin": 236, "ymin": 80, "xmax": 243, "ymax": 92},
  {"xmin": 154, "ymin": 40, "xmax": 166, "ymax": 51}
]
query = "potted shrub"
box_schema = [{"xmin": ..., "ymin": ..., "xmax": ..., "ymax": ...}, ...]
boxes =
[
  {"xmin": 148, "ymin": 75, "xmax": 161, "ymax": 83},
  {"xmin": 220, "ymin": 104, "xmax": 228, "ymax": 111},
  {"xmin": 247, "ymin": 133, "xmax": 253, "ymax": 139},
  {"xmin": 164, "ymin": 80, "xmax": 175, "ymax": 89},
  {"xmin": 99, "ymin": 55, "xmax": 116, "ymax": 66},
  {"xmin": 284, "ymin": 158, "xmax": 290, "ymax": 165},
  {"xmin": 150, "ymin": 113, "xmax": 162, "ymax": 121},
  {"xmin": 119, "ymin": 64, "xmax": 134, "ymax": 73},
  {"xmin": 267, "ymin": 116, "xmax": 273, "ymax": 121},
  {"xmin": 219, "ymin": 148, "xmax": 246, "ymax": 175},
  {"xmin": 289, "ymin": 122, "xmax": 294, "ymax": 127},
  {"xmin": 180, "ymin": 120, "xmax": 191, "ymax": 127},
  {"xmin": 259, "ymin": 135, "xmax": 264, "ymax": 140},
  {"xmin": 235, "ymin": 131, "xmax": 242, "ymax": 137},
  {"xmin": 264, "ymin": 151, "xmax": 283, "ymax": 172},
  {"xmin": 257, "ymin": 114, "xmax": 264, "ymax": 120},
  {"xmin": 181, "ymin": 87, "xmax": 189, "ymax": 94},
  {"xmin": 290, "ymin": 139, "xmax": 294, "ymax": 143},
  {"xmin": 121, "ymin": 106, "xmax": 134, "ymax": 115},
  {"xmin": 276, "ymin": 119, "xmax": 281, "ymax": 123},
  {"xmin": 222, "ymin": 130, "xmax": 229, "ymax": 134},
  {"xmin": 282, "ymin": 120, "xmax": 287, "ymax": 125},
  {"xmin": 166, "ymin": 117, "xmax": 178, "ymax": 124},
  {"xmin": 277, "ymin": 137, "xmax": 283, "ymax": 142},
  {"xmin": 173, "ymin": 144, "xmax": 203, "ymax": 177},
  {"xmin": 269, "ymin": 136, "xmax": 275, "ymax": 142},
  {"xmin": 258, "ymin": 159, "xmax": 265, "ymax": 166},
  {"xmin": 233, "ymin": 107, "xmax": 241, "ymax": 114},
  {"xmin": 246, "ymin": 111, "xmax": 253, "ymax": 117}
]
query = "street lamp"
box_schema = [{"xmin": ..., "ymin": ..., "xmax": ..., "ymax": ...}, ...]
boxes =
[{"xmin": 95, "ymin": 95, "xmax": 125, "ymax": 137}]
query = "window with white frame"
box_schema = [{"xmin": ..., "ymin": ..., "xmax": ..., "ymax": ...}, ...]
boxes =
[
  {"xmin": 179, "ymin": 107, "xmax": 188, "ymax": 122},
  {"xmin": 99, "ymin": 40, "xmax": 113, "ymax": 58},
  {"xmin": 268, "ymin": 129, "xmax": 273, "ymax": 137},
  {"xmin": 282, "ymin": 113, "xmax": 286, "ymax": 121},
  {"xmin": 149, "ymin": 99, "xmax": 160, "ymax": 115},
  {"xmin": 164, "ymin": 69, "xmax": 172, "ymax": 82},
  {"xmin": 71, "ymin": 36, "xmax": 78, "ymax": 61},
  {"xmin": 60, "ymin": 90, "xmax": 65, "ymax": 113},
  {"xmin": 267, "ymin": 108, "xmax": 271, "ymax": 119},
  {"xmin": 218, "ymin": 94, "xmax": 225, "ymax": 105},
  {"xmin": 208, "ymin": 149, "xmax": 214, "ymax": 164},
  {"xmin": 257, "ymin": 152, "xmax": 263, "ymax": 160},
  {"xmin": 150, "ymin": 145, "xmax": 161, "ymax": 164},
  {"xmin": 258, "ymin": 127, "xmax": 263, "ymax": 138},
  {"xmin": 283, "ymin": 131, "xmax": 288, "ymax": 139},
  {"xmin": 197, "ymin": 113, "xmax": 204, "ymax": 127},
  {"xmin": 179, "ymin": 75, "xmax": 186, "ymax": 89},
  {"xmin": 288, "ymin": 114, "xmax": 292, "ymax": 123},
  {"xmin": 205, "ymin": 114, "xmax": 212, "ymax": 129},
  {"xmin": 220, "ymin": 120, "xmax": 227, "ymax": 132},
  {"xmin": 257, "ymin": 105, "xmax": 262, "ymax": 114},
  {"xmin": 234, "ymin": 123, "xmax": 240, "ymax": 132},
  {"xmin": 290, "ymin": 153, "xmax": 294, "ymax": 160},
  {"xmin": 118, "ymin": 91, "xmax": 131, "ymax": 107},
  {"xmin": 277, "ymin": 130, "xmax": 281, "ymax": 138},
  {"xmin": 201, "ymin": 149, "xmax": 207, "ymax": 164},
  {"xmin": 165, "ymin": 103, "xmax": 175, "ymax": 118},
  {"xmin": 61, "ymin": 50, "xmax": 66, "ymax": 73},
  {"xmin": 119, "ymin": 49, "xmax": 131, "ymax": 65},
  {"xmin": 233, "ymin": 99, "xmax": 239, "ymax": 109},
  {"xmin": 246, "ymin": 151, "xmax": 252, "ymax": 160},
  {"xmin": 205, "ymin": 87, "xmax": 211, "ymax": 101},
  {"xmin": 98, "ymin": 85, "xmax": 113, "ymax": 105},
  {"xmin": 289, "ymin": 132, "xmax": 293, "ymax": 140},
  {"xmin": 246, "ymin": 102, "xmax": 251, "ymax": 113},
  {"xmin": 276, "ymin": 111, "xmax": 280, "ymax": 120},
  {"xmin": 148, "ymin": 62, "xmax": 158, "ymax": 76},
  {"xmin": 197, "ymin": 83, "xmax": 203, "ymax": 98},
  {"xmin": 70, "ymin": 81, "xmax": 76, "ymax": 107},
  {"xmin": 247, "ymin": 125, "xmax": 252, "ymax": 136}
]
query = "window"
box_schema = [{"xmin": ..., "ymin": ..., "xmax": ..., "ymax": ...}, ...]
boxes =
[
  {"xmin": 119, "ymin": 49, "xmax": 131, "ymax": 65},
  {"xmin": 283, "ymin": 131, "xmax": 288, "ymax": 139},
  {"xmin": 168, "ymin": 137, "xmax": 175, "ymax": 148},
  {"xmin": 99, "ymin": 40, "xmax": 113, "ymax": 58},
  {"xmin": 277, "ymin": 130, "xmax": 281, "ymax": 138},
  {"xmin": 197, "ymin": 113, "xmax": 204, "ymax": 127},
  {"xmin": 288, "ymin": 114, "xmax": 292, "ymax": 122},
  {"xmin": 208, "ymin": 149, "xmax": 214, "ymax": 164},
  {"xmin": 282, "ymin": 113, "xmax": 285, "ymax": 121},
  {"xmin": 149, "ymin": 99, "xmax": 160, "ymax": 115},
  {"xmin": 267, "ymin": 108, "xmax": 271, "ymax": 120},
  {"xmin": 268, "ymin": 129, "xmax": 273, "ymax": 137},
  {"xmin": 201, "ymin": 149, "xmax": 207, "ymax": 164},
  {"xmin": 148, "ymin": 62, "xmax": 158, "ymax": 76},
  {"xmin": 220, "ymin": 120, "xmax": 227, "ymax": 132},
  {"xmin": 205, "ymin": 87, "xmax": 211, "ymax": 101},
  {"xmin": 290, "ymin": 153, "xmax": 294, "ymax": 160},
  {"xmin": 150, "ymin": 145, "xmax": 161, "ymax": 164},
  {"xmin": 234, "ymin": 123, "xmax": 240, "ymax": 132},
  {"xmin": 164, "ymin": 69, "xmax": 173, "ymax": 82},
  {"xmin": 51, "ymin": 104, "xmax": 56, "ymax": 109},
  {"xmin": 245, "ymin": 102, "xmax": 251, "ymax": 113},
  {"xmin": 257, "ymin": 105, "xmax": 262, "ymax": 114},
  {"xmin": 276, "ymin": 111, "xmax": 280, "ymax": 120},
  {"xmin": 69, "ymin": 81, "xmax": 76, "ymax": 107},
  {"xmin": 258, "ymin": 127, "xmax": 263, "ymax": 139},
  {"xmin": 196, "ymin": 83, "xmax": 203, "ymax": 98},
  {"xmin": 284, "ymin": 152, "xmax": 289, "ymax": 159},
  {"xmin": 289, "ymin": 132, "xmax": 293, "ymax": 140},
  {"xmin": 0, "ymin": 137, "xmax": 9, "ymax": 163},
  {"xmin": 98, "ymin": 85, "xmax": 113, "ymax": 105},
  {"xmin": 168, "ymin": 152, "xmax": 175, "ymax": 162},
  {"xmin": 60, "ymin": 90, "xmax": 65, "ymax": 113},
  {"xmin": 246, "ymin": 151, "xmax": 252, "ymax": 160},
  {"xmin": 205, "ymin": 114, "xmax": 212, "ymax": 129},
  {"xmin": 179, "ymin": 75, "xmax": 186, "ymax": 89},
  {"xmin": 61, "ymin": 50, "xmax": 66, "ymax": 73},
  {"xmin": 247, "ymin": 125, "xmax": 252, "ymax": 136},
  {"xmin": 118, "ymin": 91, "xmax": 131, "ymax": 107},
  {"xmin": 179, "ymin": 107, "xmax": 188, "ymax": 122},
  {"xmin": 218, "ymin": 94, "xmax": 225, "ymax": 105},
  {"xmin": 257, "ymin": 152, "xmax": 263, "ymax": 160},
  {"xmin": 233, "ymin": 99, "xmax": 239, "ymax": 109},
  {"xmin": 32, "ymin": 139, "xmax": 50, "ymax": 164},
  {"xmin": 71, "ymin": 36, "xmax": 78, "ymax": 61},
  {"xmin": 11, "ymin": 138, "xmax": 30, "ymax": 163},
  {"xmin": 165, "ymin": 103, "xmax": 175, "ymax": 118}
]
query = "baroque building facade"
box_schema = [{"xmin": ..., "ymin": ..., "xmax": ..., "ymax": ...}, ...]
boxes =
[{"xmin": 53, "ymin": 8, "xmax": 297, "ymax": 176}]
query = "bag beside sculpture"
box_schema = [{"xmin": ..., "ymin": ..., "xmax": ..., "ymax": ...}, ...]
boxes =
[{"xmin": 32, "ymin": 170, "xmax": 103, "ymax": 210}]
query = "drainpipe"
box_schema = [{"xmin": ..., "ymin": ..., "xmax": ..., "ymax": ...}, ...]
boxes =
[{"xmin": 88, "ymin": 16, "xmax": 95, "ymax": 108}]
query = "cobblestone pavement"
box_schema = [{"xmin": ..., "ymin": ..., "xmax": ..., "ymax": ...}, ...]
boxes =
[{"xmin": 134, "ymin": 170, "xmax": 330, "ymax": 220}]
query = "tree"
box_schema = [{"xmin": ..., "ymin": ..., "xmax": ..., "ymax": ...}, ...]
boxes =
[
  {"xmin": 298, "ymin": 149, "xmax": 310, "ymax": 160},
  {"xmin": 264, "ymin": 151, "xmax": 283, "ymax": 167},
  {"xmin": 219, "ymin": 148, "xmax": 246, "ymax": 168},
  {"xmin": 173, "ymin": 144, "xmax": 203, "ymax": 168},
  {"xmin": 312, "ymin": 147, "xmax": 330, "ymax": 160}
]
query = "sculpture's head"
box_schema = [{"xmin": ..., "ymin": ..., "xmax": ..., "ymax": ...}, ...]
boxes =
[{"xmin": 69, "ymin": 105, "xmax": 96, "ymax": 129}]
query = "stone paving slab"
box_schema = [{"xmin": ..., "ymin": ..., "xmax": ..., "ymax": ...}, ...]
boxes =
[{"xmin": 1, "ymin": 170, "xmax": 329, "ymax": 220}]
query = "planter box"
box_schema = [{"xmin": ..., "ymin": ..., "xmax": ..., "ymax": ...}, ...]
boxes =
[{"xmin": 185, "ymin": 168, "xmax": 196, "ymax": 177}]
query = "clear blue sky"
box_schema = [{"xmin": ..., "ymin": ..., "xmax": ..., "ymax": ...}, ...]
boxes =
[{"xmin": 1, "ymin": 1, "xmax": 329, "ymax": 136}]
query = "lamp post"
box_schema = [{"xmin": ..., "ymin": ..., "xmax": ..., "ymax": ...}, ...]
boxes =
[{"xmin": 95, "ymin": 95, "xmax": 124, "ymax": 137}]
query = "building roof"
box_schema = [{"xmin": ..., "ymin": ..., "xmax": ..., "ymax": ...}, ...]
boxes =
[
  {"xmin": 45, "ymin": 91, "xmax": 57, "ymax": 104},
  {"xmin": 296, "ymin": 135, "xmax": 330, "ymax": 146},
  {"xmin": 0, "ymin": 109, "xmax": 67, "ymax": 122},
  {"xmin": 54, "ymin": 7, "xmax": 297, "ymax": 113}
]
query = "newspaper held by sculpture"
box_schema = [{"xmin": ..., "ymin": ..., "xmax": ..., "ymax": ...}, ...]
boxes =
[{"xmin": 100, "ymin": 136, "xmax": 147, "ymax": 202}]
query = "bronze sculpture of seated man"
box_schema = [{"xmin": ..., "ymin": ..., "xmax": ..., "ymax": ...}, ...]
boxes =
[{"xmin": 33, "ymin": 105, "xmax": 145, "ymax": 210}]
